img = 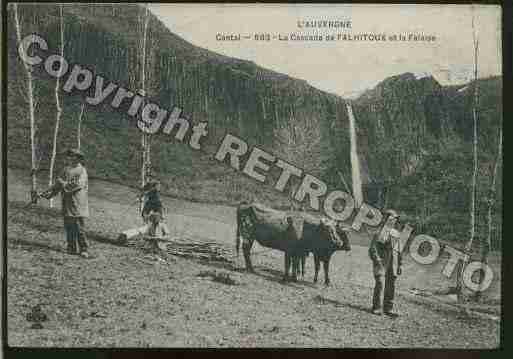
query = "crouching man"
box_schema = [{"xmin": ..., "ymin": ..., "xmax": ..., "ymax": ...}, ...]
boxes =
[
  {"xmin": 139, "ymin": 211, "xmax": 170, "ymax": 255},
  {"xmin": 40, "ymin": 149, "xmax": 90, "ymax": 258},
  {"xmin": 369, "ymin": 209, "xmax": 403, "ymax": 317}
]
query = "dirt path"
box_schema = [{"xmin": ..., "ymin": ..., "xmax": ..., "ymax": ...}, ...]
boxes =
[{"xmin": 6, "ymin": 169, "xmax": 500, "ymax": 347}]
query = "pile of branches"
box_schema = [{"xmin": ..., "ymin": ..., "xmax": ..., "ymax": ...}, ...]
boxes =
[{"xmin": 158, "ymin": 237, "xmax": 234, "ymax": 263}]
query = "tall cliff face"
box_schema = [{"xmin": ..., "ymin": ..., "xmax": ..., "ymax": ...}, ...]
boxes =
[
  {"xmin": 354, "ymin": 73, "xmax": 449, "ymax": 180},
  {"xmin": 353, "ymin": 72, "xmax": 501, "ymax": 186},
  {"xmin": 7, "ymin": 4, "xmax": 502, "ymax": 248},
  {"xmin": 352, "ymin": 72, "xmax": 502, "ymax": 247}
]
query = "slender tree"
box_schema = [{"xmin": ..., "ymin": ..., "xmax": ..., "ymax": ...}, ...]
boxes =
[
  {"xmin": 77, "ymin": 103, "xmax": 85, "ymax": 150},
  {"xmin": 476, "ymin": 126, "xmax": 501, "ymax": 297},
  {"xmin": 139, "ymin": 4, "xmax": 150, "ymax": 215},
  {"xmin": 48, "ymin": 4, "xmax": 65, "ymax": 208},
  {"xmin": 13, "ymin": 4, "xmax": 39, "ymax": 203},
  {"xmin": 457, "ymin": 7, "xmax": 480, "ymax": 300}
]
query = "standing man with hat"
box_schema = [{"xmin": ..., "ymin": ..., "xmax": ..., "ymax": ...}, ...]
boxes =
[
  {"xmin": 40, "ymin": 148, "xmax": 90, "ymax": 258},
  {"xmin": 369, "ymin": 209, "xmax": 402, "ymax": 317}
]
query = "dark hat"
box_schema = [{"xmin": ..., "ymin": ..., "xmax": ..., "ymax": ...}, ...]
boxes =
[{"xmin": 64, "ymin": 148, "xmax": 84, "ymax": 160}]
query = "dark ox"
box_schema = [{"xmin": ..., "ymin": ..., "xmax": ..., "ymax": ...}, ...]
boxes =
[
  {"xmin": 299, "ymin": 218, "xmax": 352, "ymax": 285},
  {"xmin": 235, "ymin": 202, "xmax": 351, "ymax": 284}
]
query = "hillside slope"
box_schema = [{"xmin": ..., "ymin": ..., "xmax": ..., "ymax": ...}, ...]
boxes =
[{"xmin": 7, "ymin": 169, "xmax": 500, "ymax": 348}]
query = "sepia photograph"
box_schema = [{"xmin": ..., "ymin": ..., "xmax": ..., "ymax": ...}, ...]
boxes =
[{"xmin": 3, "ymin": 2, "xmax": 503, "ymax": 348}]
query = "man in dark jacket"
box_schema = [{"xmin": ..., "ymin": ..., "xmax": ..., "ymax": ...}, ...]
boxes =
[{"xmin": 369, "ymin": 209, "xmax": 402, "ymax": 317}]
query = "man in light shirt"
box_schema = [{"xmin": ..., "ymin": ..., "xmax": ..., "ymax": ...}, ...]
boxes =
[{"xmin": 40, "ymin": 149, "xmax": 90, "ymax": 258}]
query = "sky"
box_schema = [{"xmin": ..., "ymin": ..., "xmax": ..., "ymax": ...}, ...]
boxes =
[{"xmin": 148, "ymin": 4, "xmax": 502, "ymax": 97}]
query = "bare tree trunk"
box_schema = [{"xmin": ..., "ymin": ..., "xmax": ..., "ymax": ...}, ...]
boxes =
[
  {"xmin": 457, "ymin": 10, "xmax": 479, "ymax": 300},
  {"xmin": 475, "ymin": 126, "xmax": 501, "ymax": 298},
  {"xmin": 77, "ymin": 103, "xmax": 85, "ymax": 150},
  {"xmin": 13, "ymin": 4, "xmax": 38, "ymax": 202},
  {"xmin": 146, "ymin": 135, "xmax": 152, "ymax": 178},
  {"xmin": 48, "ymin": 4, "xmax": 64, "ymax": 208},
  {"xmin": 422, "ymin": 175, "xmax": 428, "ymax": 232},
  {"xmin": 139, "ymin": 4, "xmax": 150, "ymax": 215}
]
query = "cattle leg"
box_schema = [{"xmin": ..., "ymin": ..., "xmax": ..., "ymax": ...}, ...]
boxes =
[
  {"xmin": 300, "ymin": 255, "xmax": 306, "ymax": 279},
  {"xmin": 283, "ymin": 253, "xmax": 291, "ymax": 281},
  {"xmin": 242, "ymin": 240, "xmax": 255, "ymax": 273},
  {"xmin": 313, "ymin": 255, "xmax": 320, "ymax": 283},
  {"xmin": 323, "ymin": 257, "xmax": 331, "ymax": 286},
  {"xmin": 291, "ymin": 255, "xmax": 298, "ymax": 282}
]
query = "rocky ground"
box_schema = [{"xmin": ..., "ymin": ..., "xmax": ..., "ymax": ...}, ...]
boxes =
[{"xmin": 6, "ymin": 169, "xmax": 500, "ymax": 348}]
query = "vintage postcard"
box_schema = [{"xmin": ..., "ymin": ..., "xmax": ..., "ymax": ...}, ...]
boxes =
[{"xmin": 3, "ymin": 3, "xmax": 502, "ymax": 349}]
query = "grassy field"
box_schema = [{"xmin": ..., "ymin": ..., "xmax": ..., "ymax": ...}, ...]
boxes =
[{"xmin": 6, "ymin": 168, "xmax": 500, "ymax": 348}]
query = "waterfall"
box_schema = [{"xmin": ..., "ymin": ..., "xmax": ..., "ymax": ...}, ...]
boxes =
[{"xmin": 346, "ymin": 102, "xmax": 363, "ymax": 208}]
